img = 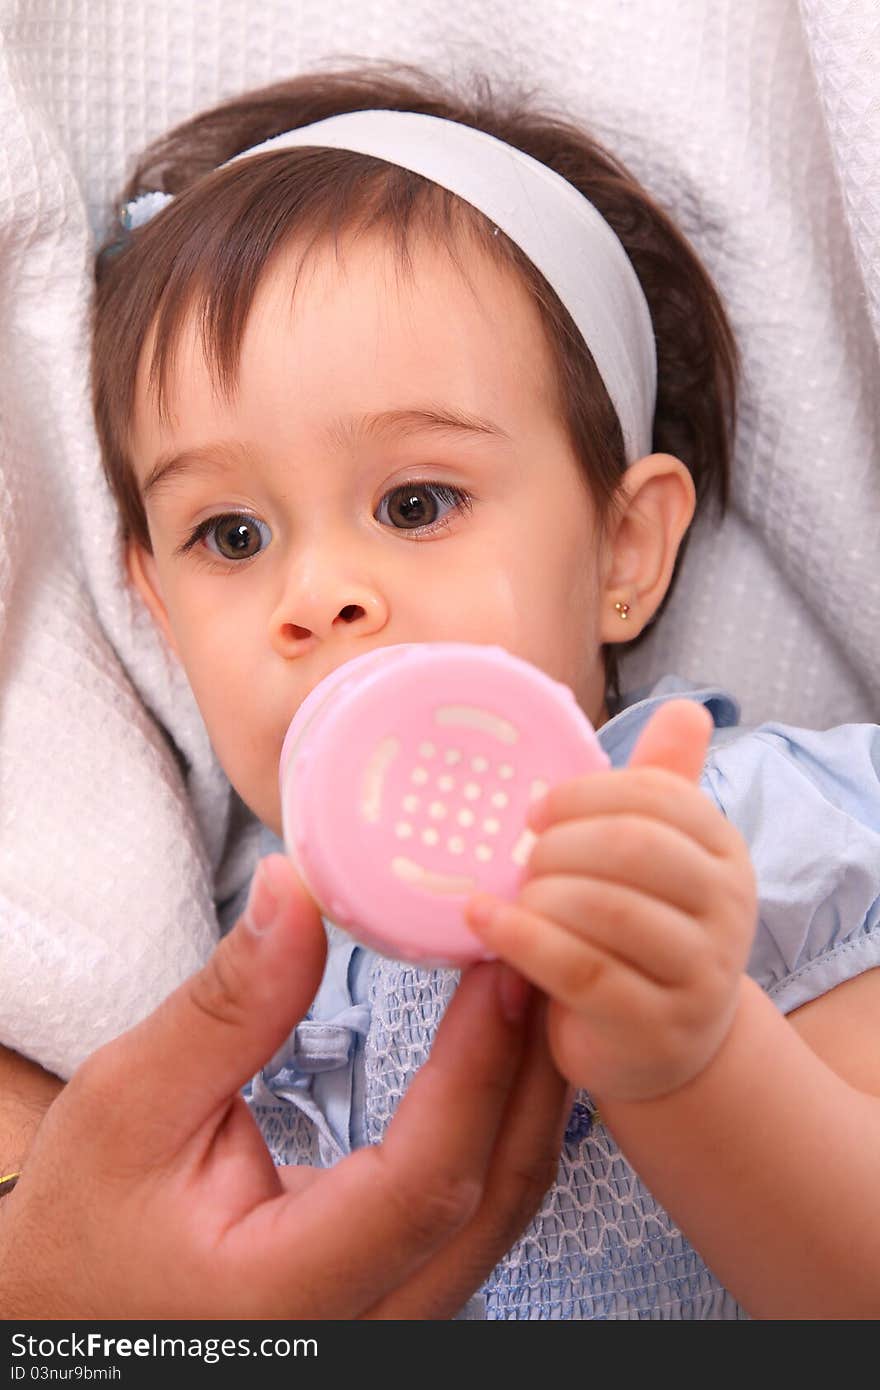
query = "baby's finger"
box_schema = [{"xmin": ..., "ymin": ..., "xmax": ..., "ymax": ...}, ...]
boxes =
[
  {"xmin": 526, "ymin": 766, "xmax": 733, "ymax": 857},
  {"xmin": 627, "ymin": 699, "xmax": 714, "ymax": 782},
  {"xmin": 525, "ymin": 816, "xmax": 725, "ymax": 920},
  {"xmin": 468, "ymin": 878, "xmax": 699, "ymax": 987},
  {"xmin": 464, "ymin": 894, "xmax": 647, "ymax": 1008}
]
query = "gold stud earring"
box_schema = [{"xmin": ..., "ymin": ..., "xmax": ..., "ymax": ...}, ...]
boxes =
[{"xmin": 614, "ymin": 600, "xmax": 631, "ymax": 620}]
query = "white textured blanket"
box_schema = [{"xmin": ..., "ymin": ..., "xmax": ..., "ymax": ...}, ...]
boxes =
[{"xmin": 0, "ymin": 0, "xmax": 878, "ymax": 1079}]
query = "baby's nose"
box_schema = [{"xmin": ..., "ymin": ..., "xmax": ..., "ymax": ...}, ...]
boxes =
[{"xmin": 270, "ymin": 587, "xmax": 389, "ymax": 655}]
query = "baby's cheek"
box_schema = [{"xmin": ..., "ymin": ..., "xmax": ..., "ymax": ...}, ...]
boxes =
[{"xmin": 179, "ymin": 676, "xmax": 274, "ymax": 822}]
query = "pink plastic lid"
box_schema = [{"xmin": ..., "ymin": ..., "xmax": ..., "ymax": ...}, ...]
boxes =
[{"xmin": 280, "ymin": 643, "xmax": 609, "ymax": 966}]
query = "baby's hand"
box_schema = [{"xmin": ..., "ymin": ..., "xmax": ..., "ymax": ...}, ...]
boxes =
[{"xmin": 464, "ymin": 701, "xmax": 757, "ymax": 1103}]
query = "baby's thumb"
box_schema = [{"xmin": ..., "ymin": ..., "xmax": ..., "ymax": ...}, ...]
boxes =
[
  {"xmin": 116, "ymin": 855, "xmax": 327, "ymax": 1142},
  {"xmin": 627, "ymin": 699, "xmax": 714, "ymax": 783}
]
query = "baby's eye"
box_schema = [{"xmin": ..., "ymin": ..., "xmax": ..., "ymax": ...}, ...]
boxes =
[
  {"xmin": 376, "ymin": 483, "xmax": 472, "ymax": 534},
  {"xmin": 183, "ymin": 513, "xmax": 272, "ymax": 562}
]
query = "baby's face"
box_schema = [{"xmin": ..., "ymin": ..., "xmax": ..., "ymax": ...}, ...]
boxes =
[{"xmin": 128, "ymin": 233, "xmax": 613, "ymax": 834}]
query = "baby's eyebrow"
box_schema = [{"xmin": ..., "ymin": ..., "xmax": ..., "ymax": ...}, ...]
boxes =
[
  {"xmin": 141, "ymin": 406, "xmax": 509, "ymax": 500},
  {"xmin": 141, "ymin": 443, "xmax": 252, "ymax": 501},
  {"xmin": 332, "ymin": 406, "xmax": 510, "ymax": 447}
]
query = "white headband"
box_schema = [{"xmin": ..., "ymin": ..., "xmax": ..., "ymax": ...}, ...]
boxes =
[{"xmin": 121, "ymin": 109, "xmax": 657, "ymax": 462}]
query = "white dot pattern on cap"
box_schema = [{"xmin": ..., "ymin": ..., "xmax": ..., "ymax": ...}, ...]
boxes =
[
  {"xmin": 363, "ymin": 713, "xmax": 554, "ymax": 882},
  {"xmin": 379, "ymin": 728, "xmax": 538, "ymax": 875}
]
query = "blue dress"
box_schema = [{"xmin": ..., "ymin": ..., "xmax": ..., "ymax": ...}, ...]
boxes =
[{"xmin": 227, "ymin": 675, "xmax": 880, "ymax": 1318}]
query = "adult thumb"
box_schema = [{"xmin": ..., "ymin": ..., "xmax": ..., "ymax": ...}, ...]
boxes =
[
  {"xmin": 109, "ymin": 854, "xmax": 327, "ymax": 1143},
  {"xmin": 627, "ymin": 698, "xmax": 714, "ymax": 783}
]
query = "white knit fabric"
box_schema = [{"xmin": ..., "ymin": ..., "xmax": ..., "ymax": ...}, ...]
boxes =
[{"xmin": 0, "ymin": 0, "xmax": 878, "ymax": 1079}]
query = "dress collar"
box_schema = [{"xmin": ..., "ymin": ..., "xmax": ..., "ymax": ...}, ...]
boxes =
[{"xmin": 598, "ymin": 674, "xmax": 740, "ymax": 767}]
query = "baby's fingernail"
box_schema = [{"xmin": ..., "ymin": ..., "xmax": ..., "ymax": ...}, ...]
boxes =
[
  {"xmin": 465, "ymin": 893, "xmax": 499, "ymax": 931},
  {"xmin": 243, "ymin": 860, "xmax": 281, "ymax": 934}
]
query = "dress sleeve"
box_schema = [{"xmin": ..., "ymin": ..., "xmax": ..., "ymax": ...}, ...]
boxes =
[{"xmin": 700, "ymin": 721, "xmax": 880, "ymax": 1014}]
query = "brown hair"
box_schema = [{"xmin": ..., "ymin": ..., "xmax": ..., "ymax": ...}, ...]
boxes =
[{"xmin": 92, "ymin": 62, "xmax": 737, "ymax": 698}]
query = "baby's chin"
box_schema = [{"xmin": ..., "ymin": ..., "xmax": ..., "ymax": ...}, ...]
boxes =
[
  {"xmin": 258, "ymin": 798, "xmax": 284, "ymax": 840},
  {"xmin": 229, "ymin": 777, "xmax": 284, "ymax": 841}
]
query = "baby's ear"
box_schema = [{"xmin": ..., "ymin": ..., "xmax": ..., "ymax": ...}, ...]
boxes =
[
  {"xmin": 599, "ymin": 453, "xmax": 696, "ymax": 643},
  {"xmin": 126, "ymin": 540, "xmax": 180, "ymax": 657}
]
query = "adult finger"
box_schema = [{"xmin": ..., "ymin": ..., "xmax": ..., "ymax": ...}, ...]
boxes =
[
  {"xmin": 224, "ymin": 960, "xmax": 535, "ymax": 1318},
  {"xmin": 79, "ymin": 855, "xmax": 327, "ymax": 1160},
  {"xmin": 367, "ymin": 994, "xmax": 568, "ymax": 1319}
]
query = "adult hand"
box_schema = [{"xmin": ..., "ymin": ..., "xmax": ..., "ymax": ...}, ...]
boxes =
[{"xmin": 0, "ymin": 856, "xmax": 567, "ymax": 1319}]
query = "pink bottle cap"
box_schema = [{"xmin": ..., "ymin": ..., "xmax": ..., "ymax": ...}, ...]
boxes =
[{"xmin": 280, "ymin": 643, "xmax": 609, "ymax": 966}]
